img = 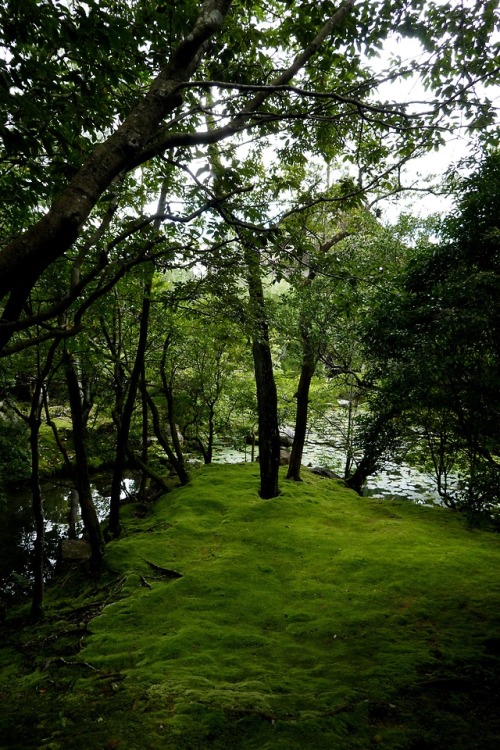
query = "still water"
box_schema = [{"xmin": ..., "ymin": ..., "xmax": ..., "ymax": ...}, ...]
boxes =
[
  {"xmin": 0, "ymin": 475, "xmax": 138, "ymax": 603},
  {"xmin": 211, "ymin": 439, "xmax": 444, "ymax": 506},
  {"xmin": 1, "ymin": 424, "xmax": 445, "ymax": 603}
]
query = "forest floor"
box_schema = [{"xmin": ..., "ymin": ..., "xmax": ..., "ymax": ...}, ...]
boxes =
[{"xmin": 1, "ymin": 463, "xmax": 499, "ymax": 749}]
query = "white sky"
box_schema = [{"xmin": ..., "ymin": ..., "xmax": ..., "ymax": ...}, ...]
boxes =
[
  {"xmin": 149, "ymin": 7, "xmax": 500, "ymax": 228},
  {"xmin": 370, "ymin": 31, "xmax": 500, "ymax": 222}
]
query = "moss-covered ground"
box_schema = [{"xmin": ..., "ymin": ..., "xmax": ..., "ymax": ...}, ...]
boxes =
[{"xmin": 1, "ymin": 463, "xmax": 499, "ymax": 749}]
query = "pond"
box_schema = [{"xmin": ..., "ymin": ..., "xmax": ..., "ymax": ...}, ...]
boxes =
[
  {"xmin": 211, "ymin": 438, "xmax": 445, "ymax": 506},
  {"xmin": 0, "ymin": 474, "xmax": 139, "ymax": 605},
  {"xmin": 1, "ymin": 416, "xmax": 448, "ymax": 605}
]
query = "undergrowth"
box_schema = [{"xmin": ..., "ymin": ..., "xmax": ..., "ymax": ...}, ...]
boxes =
[{"xmin": 1, "ymin": 463, "xmax": 499, "ymax": 749}]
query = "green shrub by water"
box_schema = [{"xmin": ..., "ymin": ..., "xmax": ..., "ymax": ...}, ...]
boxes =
[{"xmin": 1, "ymin": 463, "xmax": 499, "ymax": 749}]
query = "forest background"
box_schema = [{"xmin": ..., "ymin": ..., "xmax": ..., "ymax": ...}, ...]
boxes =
[{"xmin": 0, "ymin": 0, "xmax": 499, "ymax": 622}]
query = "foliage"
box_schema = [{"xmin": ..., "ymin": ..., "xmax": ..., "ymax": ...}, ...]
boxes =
[
  {"xmin": 361, "ymin": 152, "xmax": 500, "ymax": 512},
  {"xmin": 1, "ymin": 0, "xmax": 500, "ymax": 606},
  {"xmin": 1, "ymin": 0, "xmax": 500, "ymax": 349},
  {"xmin": 0, "ymin": 407, "xmax": 30, "ymax": 497}
]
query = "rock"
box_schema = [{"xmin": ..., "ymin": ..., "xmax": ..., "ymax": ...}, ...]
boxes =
[
  {"xmin": 310, "ymin": 466, "xmax": 341, "ymax": 480},
  {"xmin": 279, "ymin": 426, "xmax": 295, "ymax": 447},
  {"xmin": 56, "ymin": 539, "xmax": 92, "ymax": 573},
  {"xmin": 256, "ymin": 449, "xmax": 291, "ymax": 465}
]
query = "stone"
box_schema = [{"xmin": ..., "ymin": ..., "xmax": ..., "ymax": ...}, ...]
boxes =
[{"xmin": 310, "ymin": 466, "xmax": 341, "ymax": 480}]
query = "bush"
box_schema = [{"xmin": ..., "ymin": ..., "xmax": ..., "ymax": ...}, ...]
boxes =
[
  {"xmin": 456, "ymin": 460, "xmax": 500, "ymax": 527},
  {"xmin": 0, "ymin": 409, "xmax": 30, "ymax": 497}
]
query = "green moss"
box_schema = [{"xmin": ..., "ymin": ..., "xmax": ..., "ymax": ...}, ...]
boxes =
[{"xmin": 1, "ymin": 463, "xmax": 499, "ymax": 748}]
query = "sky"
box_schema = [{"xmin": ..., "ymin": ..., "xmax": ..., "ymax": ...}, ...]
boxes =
[
  {"xmin": 370, "ymin": 30, "xmax": 500, "ymax": 222},
  {"xmin": 145, "ymin": 4, "xmax": 500, "ymax": 228}
]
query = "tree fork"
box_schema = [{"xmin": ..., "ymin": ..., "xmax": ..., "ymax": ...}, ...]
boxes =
[{"xmin": 0, "ymin": 0, "xmax": 234, "ymax": 346}]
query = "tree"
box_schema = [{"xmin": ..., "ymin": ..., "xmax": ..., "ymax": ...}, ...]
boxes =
[
  {"xmin": 273, "ymin": 182, "xmax": 361, "ymax": 481},
  {"xmin": 62, "ymin": 344, "xmax": 105, "ymax": 566},
  {"xmin": 1, "ymin": 0, "xmax": 499, "ymax": 518},
  {"xmin": 5, "ymin": 338, "xmax": 62, "ymax": 620},
  {"xmin": 273, "ymin": 190, "xmax": 408, "ymax": 482},
  {"xmin": 361, "ymin": 152, "xmax": 500, "ymax": 512},
  {"xmin": 1, "ymin": 0, "xmax": 499, "ymax": 353},
  {"xmin": 0, "ymin": 0, "xmax": 352, "ymax": 347},
  {"xmin": 173, "ymin": 313, "xmax": 247, "ymax": 463}
]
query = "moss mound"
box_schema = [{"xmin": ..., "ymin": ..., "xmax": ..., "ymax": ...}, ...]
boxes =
[{"xmin": 1, "ymin": 463, "xmax": 499, "ymax": 749}]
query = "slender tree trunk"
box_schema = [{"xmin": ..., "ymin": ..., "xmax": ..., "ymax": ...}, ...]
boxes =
[
  {"xmin": 206, "ymin": 402, "xmax": 215, "ymax": 464},
  {"xmin": 138, "ymin": 361, "xmax": 150, "ymax": 499},
  {"xmin": 28, "ymin": 338, "xmax": 61, "ymax": 620},
  {"xmin": 29, "ymin": 417, "xmax": 44, "ymax": 621},
  {"xmin": 244, "ymin": 244, "xmax": 280, "ymax": 499},
  {"xmin": 343, "ymin": 398, "xmax": 355, "ymax": 478},
  {"xmin": 157, "ymin": 331, "xmax": 190, "ymax": 484},
  {"xmin": 109, "ymin": 179, "xmax": 174, "ymax": 526},
  {"xmin": 286, "ymin": 357, "xmax": 316, "ymax": 481},
  {"xmin": 108, "ymin": 260, "xmax": 156, "ymax": 536},
  {"xmin": 164, "ymin": 385, "xmax": 190, "ymax": 482},
  {"xmin": 64, "ymin": 348, "xmax": 105, "ymax": 570},
  {"xmin": 143, "ymin": 387, "xmax": 189, "ymax": 485}
]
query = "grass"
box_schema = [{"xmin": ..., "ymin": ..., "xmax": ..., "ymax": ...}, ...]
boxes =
[{"xmin": 1, "ymin": 463, "xmax": 499, "ymax": 749}]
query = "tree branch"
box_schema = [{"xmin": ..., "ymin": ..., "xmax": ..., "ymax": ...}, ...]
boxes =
[{"xmin": 0, "ymin": 0, "xmax": 233, "ymax": 341}]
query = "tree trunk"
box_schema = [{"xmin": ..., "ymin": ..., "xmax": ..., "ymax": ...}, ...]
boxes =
[
  {"xmin": 286, "ymin": 357, "xmax": 316, "ymax": 481},
  {"xmin": 26, "ymin": 338, "xmax": 63, "ymax": 620},
  {"xmin": 345, "ymin": 409, "xmax": 397, "ymax": 495},
  {"xmin": 29, "ymin": 418, "xmax": 44, "ymax": 621},
  {"xmin": 64, "ymin": 348, "xmax": 105, "ymax": 570},
  {"xmin": 244, "ymin": 244, "xmax": 280, "ymax": 499},
  {"xmin": 164, "ymin": 385, "xmax": 190, "ymax": 484},
  {"xmin": 108, "ymin": 260, "xmax": 155, "ymax": 536},
  {"xmin": 138, "ymin": 361, "xmax": 150, "ymax": 499},
  {"xmin": 253, "ymin": 339, "xmax": 281, "ymax": 498},
  {"xmin": 143, "ymin": 387, "xmax": 189, "ymax": 485},
  {"xmin": 206, "ymin": 402, "xmax": 215, "ymax": 464}
]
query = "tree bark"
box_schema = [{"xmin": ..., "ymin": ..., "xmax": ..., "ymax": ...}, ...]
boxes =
[
  {"xmin": 0, "ymin": 0, "xmax": 234, "ymax": 341},
  {"xmin": 64, "ymin": 347, "xmax": 105, "ymax": 570},
  {"xmin": 286, "ymin": 357, "xmax": 316, "ymax": 481},
  {"xmin": 244, "ymin": 244, "xmax": 281, "ymax": 499}
]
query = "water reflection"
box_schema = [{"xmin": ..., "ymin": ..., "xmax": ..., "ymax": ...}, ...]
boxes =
[
  {"xmin": 211, "ymin": 436, "xmax": 447, "ymax": 506},
  {"xmin": 0, "ymin": 475, "xmax": 139, "ymax": 603},
  {"xmin": 1, "ymin": 422, "xmax": 451, "ymax": 605}
]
